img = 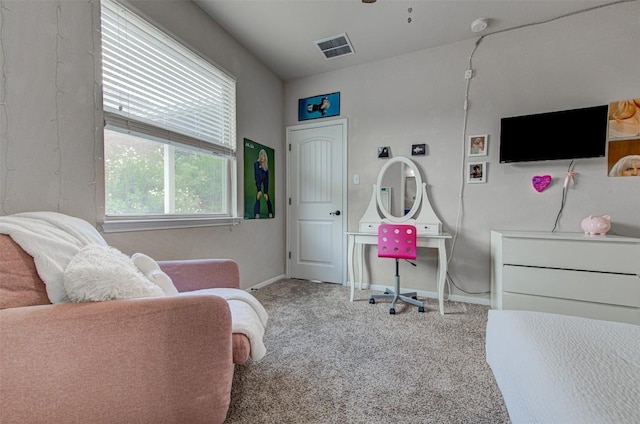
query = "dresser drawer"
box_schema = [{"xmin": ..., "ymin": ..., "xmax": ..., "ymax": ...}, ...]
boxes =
[
  {"xmin": 502, "ymin": 292, "xmax": 640, "ymax": 325},
  {"xmin": 502, "ymin": 237, "xmax": 639, "ymax": 274},
  {"xmin": 503, "ymin": 265, "xmax": 640, "ymax": 307}
]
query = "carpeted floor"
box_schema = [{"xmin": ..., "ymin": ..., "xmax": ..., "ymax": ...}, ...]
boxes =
[{"xmin": 226, "ymin": 279, "xmax": 511, "ymax": 423}]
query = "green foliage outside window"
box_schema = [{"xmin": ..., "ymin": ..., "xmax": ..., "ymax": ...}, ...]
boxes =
[{"xmin": 105, "ymin": 130, "xmax": 226, "ymax": 215}]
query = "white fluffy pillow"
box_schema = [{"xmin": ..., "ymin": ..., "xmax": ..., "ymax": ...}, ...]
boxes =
[
  {"xmin": 131, "ymin": 252, "xmax": 179, "ymax": 296},
  {"xmin": 63, "ymin": 245, "xmax": 165, "ymax": 302}
]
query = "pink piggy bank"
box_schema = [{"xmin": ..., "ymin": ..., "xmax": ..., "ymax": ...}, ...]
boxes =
[{"xmin": 581, "ymin": 215, "xmax": 611, "ymax": 235}]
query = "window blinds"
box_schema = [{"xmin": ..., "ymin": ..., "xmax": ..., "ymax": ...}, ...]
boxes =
[{"xmin": 101, "ymin": 0, "xmax": 236, "ymax": 155}]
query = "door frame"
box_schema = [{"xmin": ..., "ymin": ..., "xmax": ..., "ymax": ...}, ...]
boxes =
[{"xmin": 285, "ymin": 118, "xmax": 348, "ymax": 284}]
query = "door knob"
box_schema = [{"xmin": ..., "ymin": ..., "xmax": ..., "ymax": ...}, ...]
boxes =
[{"xmin": 330, "ymin": 210, "xmax": 341, "ymax": 216}]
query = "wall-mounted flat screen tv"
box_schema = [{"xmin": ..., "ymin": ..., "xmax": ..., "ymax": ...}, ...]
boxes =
[{"xmin": 499, "ymin": 105, "xmax": 608, "ymax": 163}]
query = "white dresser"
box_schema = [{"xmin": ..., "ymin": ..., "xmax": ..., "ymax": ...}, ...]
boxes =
[{"xmin": 490, "ymin": 230, "xmax": 640, "ymax": 324}]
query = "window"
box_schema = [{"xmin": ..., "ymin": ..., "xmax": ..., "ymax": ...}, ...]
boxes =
[{"xmin": 100, "ymin": 0, "xmax": 237, "ymax": 231}]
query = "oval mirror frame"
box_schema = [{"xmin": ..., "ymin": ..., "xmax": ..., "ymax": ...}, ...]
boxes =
[{"xmin": 376, "ymin": 156, "xmax": 423, "ymax": 223}]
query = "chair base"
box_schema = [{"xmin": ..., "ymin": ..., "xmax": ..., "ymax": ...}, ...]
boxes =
[
  {"xmin": 370, "ymin": 288, "xmax": 425, "ymax": 314},
  {"xmin": 370, "ymin": 258, "xmax": 425, "ymax": 314}
]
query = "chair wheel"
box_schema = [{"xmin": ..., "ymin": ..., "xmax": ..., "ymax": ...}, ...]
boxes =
[
  {"xmin": 418, "ymin": 306, "xmax": 425, "ymax": 313},
  {"xmin": 389, "ymin": 308, "xmax": 396, "ymax": 315},
  {"xmin": 369, "ymin": 298, "xmax": 375, "ymax": 304}
]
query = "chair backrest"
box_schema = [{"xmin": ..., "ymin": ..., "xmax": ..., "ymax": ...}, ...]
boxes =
[{"xmin": 378, "ymin": 224, "xmax": 417, "ymax": 260}]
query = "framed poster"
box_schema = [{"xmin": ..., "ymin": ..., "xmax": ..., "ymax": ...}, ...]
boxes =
[
  {"xmin": 298, "ymin": 92, "xmax": 340, "ymax": 121},
  {"xmin": 244, "ymin": 138, "xmax": 275, "ymax": 219}
]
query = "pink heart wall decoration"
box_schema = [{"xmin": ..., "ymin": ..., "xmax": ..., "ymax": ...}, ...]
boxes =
[{"xmin": 532, "ymin": 175, "xmax": 552, "ymax": 192}]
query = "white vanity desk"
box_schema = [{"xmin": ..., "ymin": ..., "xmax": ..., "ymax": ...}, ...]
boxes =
[
  {"xmin": 347, "ymin": 231, "xmax": 451, "ymax": 314},
  {"xmin": 347, "ymin": 156, "xmax": 450, "ymax": 315}
]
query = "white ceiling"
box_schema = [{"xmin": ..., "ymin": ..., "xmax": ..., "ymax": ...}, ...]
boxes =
[{"xmin": 194, "ymin": 0, "xmax": 621, "ymax": 81}]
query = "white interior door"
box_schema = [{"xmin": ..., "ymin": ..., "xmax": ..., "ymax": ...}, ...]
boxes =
[{"xmin": 287, "ymin": 119, "xmax": 347, "ymax": 284}]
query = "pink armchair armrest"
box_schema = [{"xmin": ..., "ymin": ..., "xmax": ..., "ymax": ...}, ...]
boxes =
[
  {"xmin": 157, "ymin": 258, "xmax": 251, "ymax": 365},
  {"xmin": 1, "ymin": 295, "xmax": 234, "ymax": 424},
  {"xmin": 158, "ymin": 259, "xmax": 240, "ymax": 292}
]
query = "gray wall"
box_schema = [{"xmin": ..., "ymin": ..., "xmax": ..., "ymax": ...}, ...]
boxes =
[
  {"xmin": 0, "ymin": 0, "xmax": 286, "ymax": 289},
  {"xmin": 284, "ymin": 1, "xmax": 640, "ymax": 303},
  {"xmin": 2, "ymin": 1, "xmax": 638, "ymax": 299}
]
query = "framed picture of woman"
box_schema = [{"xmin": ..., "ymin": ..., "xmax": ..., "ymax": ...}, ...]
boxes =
[
  {"xmin": 468, "ymin": 134, "xmax": 488, "ymax": 156},
  {"xmin": 608, "ymin": 139, "xmax": 640, "ymax": 177}
]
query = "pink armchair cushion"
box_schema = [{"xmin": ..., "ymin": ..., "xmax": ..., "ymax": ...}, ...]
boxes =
[{"xmin": 0, "ymin": 234, "xmax": 50, "ymax": 309}]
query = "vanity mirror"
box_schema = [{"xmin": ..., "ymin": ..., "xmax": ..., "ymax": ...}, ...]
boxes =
[
  {"xmin": 359, "ymin": 156, "xmax": 442, "ymax": 235},
  {"xmin": 377, "ymin": 160, "xmax": 419, "ymax": 217},
  {"xmin": 376, "ymin": 156, "xmax": 422, "ymax": 222}
]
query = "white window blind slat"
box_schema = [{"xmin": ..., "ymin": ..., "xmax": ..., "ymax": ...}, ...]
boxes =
[
  {"xmin": 104, "ymin": 111, "xmax": 233, "ymax": 158},
  {"xmin": 102, "ymin": 37, "xmax": 228, "ymax": 103},
  {"xmin": 102, "ymin": 97, "xmax": 233, "ymax": 145},
  {"xmin": 100, "ymin": 0, "xmax": 236, "ymax": 151}
]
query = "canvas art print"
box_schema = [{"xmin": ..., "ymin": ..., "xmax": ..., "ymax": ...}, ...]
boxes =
[
  {"xmin": 244, "ymin": 139, "xmax": 275, "ymax": 219},
  {"xmin": 607, "ymin": 98, "xmax": 640, "ymax": 177},
  {"xmin": 608, "ymin": 138, "xmax": 640, "ymax": 177},
  {"xmin": 608, "ymin": 98, "xmax": 640, "ymax": 139},
  {"xmin": 298, "ymin": 92, "xmax": 340, "ymax": 121}
]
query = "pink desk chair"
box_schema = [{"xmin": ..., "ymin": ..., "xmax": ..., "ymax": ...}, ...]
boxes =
[{"xmin": 369, "ymin": 223, "xmax": 425, "ymax": 314}]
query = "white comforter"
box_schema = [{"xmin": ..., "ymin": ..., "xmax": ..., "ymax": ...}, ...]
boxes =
[{"xmin": 486, "ymin": 310, "xmax": 640, "ymax": 424}]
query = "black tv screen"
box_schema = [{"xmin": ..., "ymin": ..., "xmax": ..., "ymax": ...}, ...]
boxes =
[{"xmin": 499, "ymin": 105, "xmax": 608, "ymax": 163}]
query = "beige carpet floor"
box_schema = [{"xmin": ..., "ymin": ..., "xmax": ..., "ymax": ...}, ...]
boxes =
[{"xmin": 226, "ymin": 279, "xmax": 511, "ymax": 423}]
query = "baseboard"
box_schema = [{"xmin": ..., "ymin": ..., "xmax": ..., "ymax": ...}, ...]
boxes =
[
  {"xmin": 246, "ymin": 274, "xmax": 286, "ymax": 291},
  {"xmin": 345, "ymin": 282, "xmax": 491, "ymax": 307},
  {"xmin": 250, "ymin": 277, "xmax": 491, "ymax": 307}
]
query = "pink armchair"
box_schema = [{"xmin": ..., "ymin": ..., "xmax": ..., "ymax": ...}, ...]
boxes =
[{"xmin": 0, "ymin": 234, "xmax": 250, "ymax": 424}]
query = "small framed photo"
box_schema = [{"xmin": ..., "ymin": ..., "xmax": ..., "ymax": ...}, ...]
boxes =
[
  {"xmin": 467, "ymin": 162, "xmax": 487, "ymax": 183},
  {"xmin": 468, "ymin": 134, "xmax": 488, "ymax": 156},
  {"xmin": 411, "ymin": 143, "xmax": 426, "ymax": 156},
  {"xmin": 378, "ymin": 146, "xmax": 390, "ymax": 158}
]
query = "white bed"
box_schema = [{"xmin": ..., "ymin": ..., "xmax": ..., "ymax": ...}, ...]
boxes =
[{"xmin": 486, "ymin": 309, "xmax": 640, "ymax": 424}]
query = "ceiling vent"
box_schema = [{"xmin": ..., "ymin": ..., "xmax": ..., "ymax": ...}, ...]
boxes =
[{"xmin": 315, "ymin": 33, "xmax": 354, "ymax": 60}]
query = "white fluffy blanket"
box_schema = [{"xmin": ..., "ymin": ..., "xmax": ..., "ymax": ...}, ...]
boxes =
[
  {"xmin": 183, "ymin": 288, "xmax": 269, "ymax": 361},
  {"xmin": 0, "ymin": 211, "xmax": 107, "ymax": 303}
]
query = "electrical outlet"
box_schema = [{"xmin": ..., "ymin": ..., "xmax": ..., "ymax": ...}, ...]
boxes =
[{"xmin": 465, "ymin": 69, "xmax": 474, "ymax": 79}]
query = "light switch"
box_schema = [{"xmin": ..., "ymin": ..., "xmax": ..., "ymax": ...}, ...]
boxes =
[{"xmin": 353, "ymin": 174, "xmax": 360, "ymax": 185}]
